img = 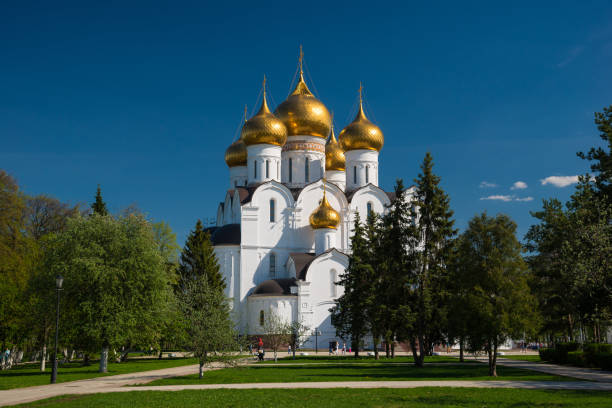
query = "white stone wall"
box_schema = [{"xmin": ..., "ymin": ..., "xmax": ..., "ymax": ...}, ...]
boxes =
[
  {"xmin": 229, "ymin": 166, "xmax": 247, "ymax": 189},
  {"xmin": 247, "ymin": 145, "xmax": 282, "ymax": 184},
  {"xmin": 345, "ymin": 149, "xmax": 379, "ymax": 191},
  {"xmin": 281, "ymin": 136, "xmax": 325, "ymax": 188},
  {"xmin": 247, "ymin": 296, "xmax": 297, "ymax": 335}
]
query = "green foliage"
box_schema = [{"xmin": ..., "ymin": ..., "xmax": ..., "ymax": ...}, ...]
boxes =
[
  {"xmin": 178, "ymin": 220, "xmax": 225, "ymax": 293},
  {"xmin": 46, "ymin": 214, "xmax": 172, "ymax": 370},
  {"xmin": 566, "ymin": 351, "xmax": 585, "ymax": 367},
  {"xmin": 90, "ymin": 185, "xmax": 108, "ymax": 216},
  {"xmin": 577, "ymin": 104, "xmax": 612, "ymax": 197},
  {"xmin": 455, "ymin": 213, "xmax": 539, "ymax": 376},
  {"xmin": 178, "ymin": 228, "xmax": 236, "ymax": 376}
]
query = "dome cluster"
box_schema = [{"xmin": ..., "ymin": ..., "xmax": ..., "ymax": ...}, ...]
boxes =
[{"xmin": 224, "ymin": 52, "xmax": 384, "ymax": 169}]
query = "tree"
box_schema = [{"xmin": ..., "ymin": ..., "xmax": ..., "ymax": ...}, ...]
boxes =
[
  {"xmin": 46, "ymin": 213, "xmax": 172, "ymax": 373},
  {"xmin": 179, "ymin": 268, "xmax": 237, "ymax": 378},
  {"xmin": 363, "ymin": 210, "xmax": 385, "ymax": 360},
  {"xmin": 377, "ymin": 179, "xmax": 414, "ymax": 359},
  {"xmin": 0, "ymin": 170, "xmax": 31, "ymax": 368},
  {"xmin": 577, "ymin": 105, "xmax": 612, "ymax": 198},
  {"xmin": 457, "ymin": 213, "xmax": 538, "ymax": 376},
  {"xmin": 178, "ymin": 220, "xmax": 225, "ymax": 293},
  {"xmin": 90, "ymin": 185, "xmax": 108, "ymax": 216},
  {"xmin": 288, "ymin": 320, "xmax": 310, "ymax": 360},
  {"xmin": 331, "ymin": 212, "xmax": 372, "ymax": 357},
  {"xmin": 408, "ymin": 153, "xmax": 456, "ymax": 366},
  {"xmin": 262, "ymin": 311, "xmax": 291, "ymax": 362}
]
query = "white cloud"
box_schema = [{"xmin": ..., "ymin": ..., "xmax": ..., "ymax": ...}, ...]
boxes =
[
  {"xmin": 479, "ymin": 181, "xmax": 498, "ymax": 188},
  {"xmin": 480, "ymin": 195, "xmax": 513, "ymax": 202},
  {"xmin": 480, "ymin": 195, "xmax": 533, "ymax": 202},
  {"xmin": 510, "ymin": 181, "xmax": 528, "ymax": 190},
  {"xmin": 540, "ymin": 175, "xmax": 579, "ymax": 188}
]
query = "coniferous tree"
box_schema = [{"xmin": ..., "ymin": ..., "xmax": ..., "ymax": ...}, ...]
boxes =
[
  {"xmin": 409, "ymin": 153, "xmax": 456, "ymax": 366},
  {"xmin": 378, "ymin": 179, "xmax": 414, "ymax": 359},
  {"xmin": 331, "ymin": 212, "xmax": 371, "ymax": 357},
  {"xmin": 364, "ymin": 210, "xmax": 385, "ymax": 360},
  {"xmin": 91, "ymin": 185, "xmax": 108, "ymax": 216},
  {"xmin": 577, "ymin": 105, "xmax": 612, "ymax": 198},
  {"xmin": 178, "ymin": 220, "xmax": 225, "ymax": 293}
]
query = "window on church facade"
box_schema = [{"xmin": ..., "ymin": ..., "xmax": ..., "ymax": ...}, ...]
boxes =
[
  {"xmin": 254, "ymin": 161, "xmax": 257, "ymax": 179},
  {"xmin": 259, "ymin": 310, "xmax": 264, "ymax": 326},
  {"xmin": 269, "ymin": 199, "xmax": 275, "ymax": 222},
  {"xmin": 289, "ymin": 158, "xmax": 293, "ymax": 182},
  {"xmin": 266, "ymin": 160, "xmax": 269, "ymax": 178},
  {"xmin": 269, "ymin": 253, "xmax": 276, "ymax": 276},
  {"xmin": 365, "ymin": 165, "xmax": 369, "ymax": 184},
  {"xmin": 353, "ymin": 166, "xmax": 357, "ymax": 184},
  {"xmin": 330, "ymin": 269, "xmax": 337, "ymax": 297},
  {"xmin": 305, "ymin": 157, "xmax": 309, "ymax": 182},
  {"xmin": 367, "ymin": 202, "xmax": 373, "ymax": 215}
]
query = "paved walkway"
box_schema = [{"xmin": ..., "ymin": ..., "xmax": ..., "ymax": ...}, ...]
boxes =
[{"xmin": 2, "ymin": 359, "xmax": 611, "ymax": 407}]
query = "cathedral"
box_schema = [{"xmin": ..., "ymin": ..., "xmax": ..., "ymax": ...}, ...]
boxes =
[{"xmin": 209, "ymin": 52, "xmax": 413, "ymax": 349}]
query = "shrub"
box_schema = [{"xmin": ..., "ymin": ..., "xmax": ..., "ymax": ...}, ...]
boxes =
[
  {"xmin": 583, "ymin": 344, "xmax": 612, "ymax": 367},
  {"xmin": 539, "ymin": 348, "xmax": 555, "ymax": 362},
  {"xmin": 567, "ymin": 351, "xmax": 585, "ymax": 367},
  {"xmin": 597, "ymin": 352, "xmax": 612, "ymax": 371}
]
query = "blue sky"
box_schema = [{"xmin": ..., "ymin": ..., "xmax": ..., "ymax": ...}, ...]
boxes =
[{"xmin": 2, "ymin": 1, "xmax": 611, "ymax": 245}]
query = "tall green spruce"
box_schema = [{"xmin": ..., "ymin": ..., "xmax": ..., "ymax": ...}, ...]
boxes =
[
  {"xmin": 178, "ymin": 220, "xmax": 226, "ymax": 292},
  {"xmin": 178, "ymin": 219, "xmax": 236, "ymax": 377},
  {"xmin": 364, "ymin": 210, "xmax": 385, "ymax": 360},
  {"xmin": 408, "ymin": 152, "xmax": 456, "ymax": 367},
  {"xmin": 331, "ymin": 212, "xmax": 372, "ymax": 357},
  {"xmin": 577, "ymin": 105, "xmax": 612, "ymax": 198},
  {"xmin": 378, "ymin": 179, "xmax": 413, "ymax": 359},
  {"xmin": 90, "ymin": 185, "xmax": 108, "ymax": 216}
]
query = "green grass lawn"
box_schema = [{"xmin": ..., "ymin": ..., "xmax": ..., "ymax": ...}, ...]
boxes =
[
  {"xmin": 16, "ymin": 388, "xmax": 612, "ymax": 408},
  {"xmin": 260, "ymin": 355, "xmax": 465, "ymax": 364},
  {"xmin": 0, "ymin": 357, "xmax": 198, "ymax": 390},
  {"xmin": 499, "ymin": 354, "xmax": 542, "ymax": 362},
  {"xmin": 145, "ymin": 362, "xmax": 574, "ymax": 386}
]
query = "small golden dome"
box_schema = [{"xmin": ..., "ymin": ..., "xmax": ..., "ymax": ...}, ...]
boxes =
[
  {"xmin": 274, "ymin": 50, "xmax": 332, "ymax": 138},
  {"xmin": 339, "ymin": 86, "xmax": 384, "ymax": 152},
  {"xmin": 225, "ymin": 138, "xmax": 247, "ymax": 167},
  {"xmin": 325, "ymin": 126, "xmax": 345, "ymax": 171},
  {"xmin": 309, "ymin": 188, "xmax": 341, "ymax": 230},
  {"xmin": 242, "ymin": 79, "xmax": 288, "ymax": 147}
]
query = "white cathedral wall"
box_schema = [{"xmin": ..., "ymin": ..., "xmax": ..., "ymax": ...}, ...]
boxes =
[
  {"xmin": 345, "ymin": 149, "xmax": 379, "ymax": 191},
  {"xmin": 247, "ymin": 144, "xmax": 282, "ymax": 184},
  {"xmin": 246, "ymin": 296, "xmax": 297, "ymax": 335},
  {"xmin": 297, "ymin": 253, "xmax": 347, "ymax": 348},
  {"xmin": 229, "ymin": 166, "xmax": 247, "ymax": 189}
]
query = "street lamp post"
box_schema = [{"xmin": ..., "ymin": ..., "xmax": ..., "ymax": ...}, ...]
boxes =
[{"xmin": 50, "ymin": 275, "xmax": 63, "ymax": 384}]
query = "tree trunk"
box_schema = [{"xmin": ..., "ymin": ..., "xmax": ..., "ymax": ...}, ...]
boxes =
[
  {"xmin": 99, "ymin": 346, "xmax": 109, "ymax": 373},
  {"xmin": 416, "ymin": 335, "xmax": 426, "ymax": 368},
  {"xmin": 158, "ymin": 349, "xmax": 163, "ymax": 359},
  {"xmin": 374, "ymin": 336, "xmax": 380, "ymax": 360},
  {"xmin": 385, "ymin": 340, "xmax": 390, "ymax": 358},
  {"xmin": 83, "ymin": 353, "xmax": 91, "ymax": 366},
  {"xmin": 199, "ymin": 361, "xmax": 204, "ymax": 379},
  {"xmin": 459, "ymin": 336, "xmax": 464, "ymax": 363},
  {"xmin": 391, "ymin": 342, "xmax": 395, "ymax": 358},
  {"xmin": 488, "ymin": 341, "xmax": 498, "ymax": 377},
  {"xmin": 40, "ymin": 343, "xmax": 47, "ymax": 372},
  {"xmin": 354, "ymin": 337, "xmax": 360, "ymax": 358}
]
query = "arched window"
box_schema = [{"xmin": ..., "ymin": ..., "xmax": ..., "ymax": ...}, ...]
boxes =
[
  {"xmin": 365, "ymin": 165, "xmax": 369, "ymax": 184},
  {"xmin": 289, "ymin": 158, "xmax": 293, "ymax": 182},
  {"xmin": 305, "ymin": 157, "xmax": 310, "ymax": 182},
  {"xmin": 259, "ymin": 310, "xmax": 265, "ymax": 326},
  {"xmin": 353, "ymin": 166, "xmax": 357, "ymax": 184},
  {"xmin": 265, "ymin": 160, "xmax": 269, "ymax": 179},
  {"xmin": 269, "ymin": 199, "xmax": 275, "ymax": 223},
  {"xmin": 254, "ymin": 161, "xmax": 257, "ymax": 179},
  {"xmin": 269, "ymin": 253, "xmax": 276, "ymax": 277},
  {"xmin": 367, "ymin": 202, "xmax": 373, "ymax": 215},
  {"xmin": 330, "ymin": 269, "xmax": 337, "ymax": 297}
]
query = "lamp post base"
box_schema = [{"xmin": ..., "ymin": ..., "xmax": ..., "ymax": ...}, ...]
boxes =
[{"xmin": 50, "ymin": 356, "xmax": 58, "ymax": 384}]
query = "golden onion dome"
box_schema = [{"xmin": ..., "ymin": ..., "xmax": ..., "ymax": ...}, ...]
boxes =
[
  {"xmin": 274, "ymin": 52, "xmax": 332, "ymax": 138},
  {"xmin": 325, "ymin": 126, "xmax": 345, "ymax": 171},
  {"xmin": 225, "ymin": 138, "xmax": 247, "ymax": 167},
  {"xmin": 241, "ymin": 79, "xmax": 288, "ymax": 147},
  {"xmin": 338, "ymin": 87, "xmax": 384, "ymax": 152},
  {"xmin": 309, "ymin": 188, "xmax": 341, "ymax": 230}
]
